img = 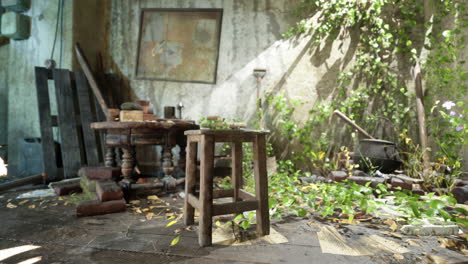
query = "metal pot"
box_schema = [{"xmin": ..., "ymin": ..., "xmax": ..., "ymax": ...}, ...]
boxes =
[{"xmin": 353, "ymin": 139, "xmax": 401, "ymax": 173}]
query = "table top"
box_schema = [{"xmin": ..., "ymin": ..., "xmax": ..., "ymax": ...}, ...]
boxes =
[
  {"xmin": 185, "ymin": 129, "xmax": 270, "ymax": 136},
  {"xmin": 91, "ymin": 119, "xmax": 199, "ymax": 130}
]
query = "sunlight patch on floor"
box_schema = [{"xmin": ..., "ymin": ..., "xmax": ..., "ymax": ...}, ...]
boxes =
[
  {"xmin": 0, "ymin": 157, "xmax": 7, "ymax": 176},
  {"xmin": 0, "ymin": 245, "xmax": 41, "ymax": 261}
]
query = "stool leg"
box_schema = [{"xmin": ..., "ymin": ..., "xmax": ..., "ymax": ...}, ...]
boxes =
[
  {"xmin": 253, "ymin": 134, "xmax": 270, "ymax": 236},
  {"xmin": 199, "ymin": 135, "xmax": 214, "ymax": 247},
  {"xmin": 184, "ymin": 141, "xmax": 197, "ymax": 225},
  {"xmin": 231, "ymin": 141, "xmax": 243, "ymax": 202}
]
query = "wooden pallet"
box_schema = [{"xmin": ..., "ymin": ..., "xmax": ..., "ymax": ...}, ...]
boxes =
[{"xmin": 35, "ymin": 67, "xmax": 102, "ymax": 181}]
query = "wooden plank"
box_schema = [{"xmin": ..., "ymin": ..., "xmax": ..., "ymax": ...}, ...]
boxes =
[
  {"xmin": 35, "ymin": 67, "xmax": 60, "ymax": 181},
  {"xmin": 74, "ymin": 43, "xmax": 110, "ymax": 120},
  {"xmin": 231, "ymin": 141, "xmax": 243, "ymax": 202},
  {"xmin": 212, "ymin": 200, "xmax": 258, "ymax": 216},
  {"xmin": 213, "ymin": 189, "xmax": 234, "ymax": 199},
  {"xmin": 184, "ymin": 141, "xmax": 198, "ymax": 225},
  {"xmin": 53, "ymin": 69, "xmax": 82, "ymax": 179},
  {"xmin": 75, "ymin": 71, "xmax": 99, "ymax": 166},
  {"xmin": 187, "ymin": 193, "xmax": 201, "ymax": 210},
  {"xmin": 199, "ymin": 134, "xmax": 214, "ymax": 246},
  {"xmin": 253, "ymin": 134, "xmax": 270, "ymax": 236},
  {"xmin": 239, "ymin": 189, "xmax": 256, "ymax": 201}
]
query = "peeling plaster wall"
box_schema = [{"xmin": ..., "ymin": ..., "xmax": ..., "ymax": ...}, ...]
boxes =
[
  {"xmin": 108, "ymin": 0, "xmax": 314, "ymax": 122},
  {"xmin": 4, "ymin": 1, "xmax": 73, "ymax": 175},
  {"xmin": 108, "ymin": 0, "xmax": 361, "ymax": 165}
]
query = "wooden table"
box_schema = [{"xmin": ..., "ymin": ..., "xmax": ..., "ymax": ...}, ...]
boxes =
[{"xmin": 90, "ymin": 120, "xmax": 199, "ymax": 183}]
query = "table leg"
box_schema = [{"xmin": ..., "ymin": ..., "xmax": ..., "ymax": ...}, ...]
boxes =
[
  {"xmin": 162, "ymin": 144, "xmax": 174, "ymax": 177},
  {"xmin": 121, "ymin": 147, "xmax": 135, "ymax": 183},
  {"xmin": 105, "ymin": 147, "xmax": 116, "ymax": 167}
]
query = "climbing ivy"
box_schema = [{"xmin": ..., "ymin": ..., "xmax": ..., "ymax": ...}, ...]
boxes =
[{"xmin": 271, "ymin": 0, "xmax": 467, "ymax": 176}]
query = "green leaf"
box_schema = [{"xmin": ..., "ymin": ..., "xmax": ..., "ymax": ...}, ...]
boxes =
[
  {"xmin": 409, "ymin": 201, "xmax": 421, "ymax": 218},
  {"xmin": 454, "ymin": 207, "xmax": 468, "ymax": 216},
  {"xmin": 439, "ymin": 209, "xmax": 452, "ymax": 221},
  {"xmin": 170, "ymin": 236, "xmax": 180, "ymax": 246},
  {"xmin": 446, "ymin": 196, "xmax": 457, "ymax": 206},
  {"xmin": 240, "ymin": 221, "xmax": 251, "ymax": 230},
  {"xmin": 234, "ymin": 214, "xmax": 244, "ymax": 221},
  {"xmin": 297, "ymin": 208, "xmax": 308, "ymax": 217},
  {"xmin": 429, "ymin": 200, "xmax": 446, "ymax": 210}
]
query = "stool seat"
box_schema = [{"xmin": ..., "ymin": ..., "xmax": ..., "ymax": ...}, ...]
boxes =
[{"xmin": 184, "ymin": 129, "xmax": 270, "ymax": 247}]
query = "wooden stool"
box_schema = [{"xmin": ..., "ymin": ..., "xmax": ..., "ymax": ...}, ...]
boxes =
[{"xmin": 184, "ymin": 129, "xmax": 270, "ymax": 247}]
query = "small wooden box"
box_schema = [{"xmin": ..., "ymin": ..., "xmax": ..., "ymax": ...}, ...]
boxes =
[{"xmin": 120, "ymin": 110, "xmax": 143, "ymax": 122}]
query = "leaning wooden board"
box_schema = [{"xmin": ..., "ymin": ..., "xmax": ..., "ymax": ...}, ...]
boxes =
[{"xmin": 35, "ymin": 67, "xmax": 102, "ymax": 181}]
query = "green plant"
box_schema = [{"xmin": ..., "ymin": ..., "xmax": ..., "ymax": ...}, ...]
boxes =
[{"xmin": 264, "ymin": 0, "xmax": 467, "ymax": 177}]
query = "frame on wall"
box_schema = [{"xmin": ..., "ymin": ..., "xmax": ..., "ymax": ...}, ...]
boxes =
[{"xmin": 135, "ymin": 8, "xmax": 223, "ymax": 84}]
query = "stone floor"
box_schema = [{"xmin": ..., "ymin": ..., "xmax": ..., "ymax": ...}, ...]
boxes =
[{"xmin": 0, "ymin": 187, "xmax": 466, "ymax": 264}]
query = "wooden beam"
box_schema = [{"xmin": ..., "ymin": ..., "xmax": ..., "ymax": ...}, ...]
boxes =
[
  {"xmin": 212, "ymin": 200, "xmax": 258, "ymax": 216},
  {"xmin": 74, "ymin": 43, "xmax": 110, "ymax": 120},
  {"xmin": 187, "ymin": 193, "xmax": 201, "ymax": 210},
  {"xmin": 239, "ymin": 189, "xmax": 256, "ymax": 201},
  {"xmin": 213, "ymin": 189, "xmax": 234, "ymax": 199}
]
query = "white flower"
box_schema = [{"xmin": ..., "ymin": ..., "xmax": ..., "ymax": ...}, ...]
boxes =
[{"xmin": 442, "ymin": 101, "xmax": 456, "ymax": 110}]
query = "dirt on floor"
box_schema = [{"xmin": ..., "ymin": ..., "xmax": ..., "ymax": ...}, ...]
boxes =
[{"xmin": 0, "ymin": 186, "xmax": 466, "ymax": 264}]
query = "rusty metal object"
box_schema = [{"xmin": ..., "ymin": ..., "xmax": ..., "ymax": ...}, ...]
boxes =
[{"xmin": 333, "ymin": 110, "xmax": 375, "ymax": 139}]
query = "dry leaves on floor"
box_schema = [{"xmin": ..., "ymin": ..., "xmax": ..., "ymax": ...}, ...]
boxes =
[{"xmin": 384, "ymin": 219, "xmax": 398, "ymax": 232}]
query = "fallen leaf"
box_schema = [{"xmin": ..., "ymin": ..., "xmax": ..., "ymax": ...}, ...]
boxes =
[
  {"xmin": 64, "ymin": 202, "xmax": 69, "ymax": 206},
  {"xmin": 393, "ymin": 253, "xmax": 404, "ymax": 260},
  {"xmin": 130, "ymin": 200, "xmax": 141, "ymax": 205},
  {"xmin": 170, "ymin": 236, "xmax": 180, "ymax": 246},
  {"xmin": 146, "ymin": 212, "xmax": 154, "ymax": 220},
  {"xmin": 185, "ymin": 226, "xmax": 193, "ymax": 231},
  {"xmin": 174, "ymin": 228, "xmax": 184, "ymax": 234},
  {"xmin": 7, "ymin": 199, "xmax": 12, "ymax": 202},
  {"xmin": 384, "ymin": 219, "xmax": 398, "ymax": 232},
  {"xmin": 405, "ymin": 239, "xmax": 422, "ymax": 247},
  {"xmin": 28, "ymin": 204, "xmax": 36, "ymax": 209},
  {"xmin": 51, "ymin": 203, "xmax": 58, "ymax": 206},
  {"xmin": 135, "ymin": 208, "xmax": 142, "ymax": 214},
  {"xmin": 142, "ymin": 208, "xmax": 150, "ymax": 212},
  {"xmin": 382, "ymin": 231, "xmax": 403, "ymax": 239},
  {"xmin": 147, "ymin": 195, "xmax": 159, "ymax": 201},
  {"xmin": 166, "ymin": 220, "xmax": 177, "ymax": 227},
  {"xmin": 18, "ymin": 199, "xmax": 29, "ymax": 205},
  {"xmin": 6, "ymin": 203, "xmax": 17, "ymax": 209}
]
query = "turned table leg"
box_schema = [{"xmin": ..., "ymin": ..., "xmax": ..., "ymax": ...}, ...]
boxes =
[
  {"xmin": 105, "ymin": 146, "xmax": 116, "ymax": 167},
  {"xmin": 121, "ymin": 147, "xmax": 135, "ymax": 183},
  {"xmin": 161, "ymin": 144, "xmax": 174, "ymax": 178}
]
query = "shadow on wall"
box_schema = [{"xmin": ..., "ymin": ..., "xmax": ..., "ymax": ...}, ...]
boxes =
[{"xmin": 262, "ymin": 4, "xmax": 439, "ymax": 166}]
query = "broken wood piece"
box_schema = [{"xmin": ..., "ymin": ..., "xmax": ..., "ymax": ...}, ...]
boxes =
[
  {"xmin": 78, "ymin": 167, "xmax": 121, "ymax": 180},
  {"xmin": 143, "ymin": 113, "xmax": 156, "ymax": 121},
  {"xmin": 0, "ymin": 174, "xmax": 45, "ymax": 192},
  {"xmin": 54, "ymin": 183, "xmax": 82, "ymax": 196},
  {"xmin": 76, "ymin": 199, "xmax": 126, "ymax": 217},
  {"xmin": 74, "ymin": 43, "xmax": 111, "ymax": 120}
]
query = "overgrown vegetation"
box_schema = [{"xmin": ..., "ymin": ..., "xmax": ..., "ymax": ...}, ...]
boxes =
[{"xmin": 263, "ymin": 0, "xmax": 467, "ymax": 187}]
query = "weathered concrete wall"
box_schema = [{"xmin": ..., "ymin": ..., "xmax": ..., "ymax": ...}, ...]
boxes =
[
  {"xmin": 108, "ymin": 0, "xmax": 316, "ymax": 122},
  {"xmin": 0, "ymin": 44, "xmax": 8, "ymax": 154},
  {"xmin": 4, "ymin": 1, "xmax": 73, "ymax": 175},
  {"xmin": 107, "ymin": 0, "xmax": 360, "ymax": 164}
]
